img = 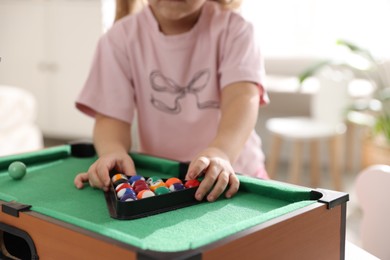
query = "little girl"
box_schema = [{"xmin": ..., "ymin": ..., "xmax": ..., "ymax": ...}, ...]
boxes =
[{"xmin": 74, "ymin": 0, "xmax": 269, "ymax": 202}]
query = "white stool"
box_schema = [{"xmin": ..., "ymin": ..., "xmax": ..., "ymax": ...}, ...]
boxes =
[{"xmin": 266, "ymin": 68, "xmax": 351, "ymax": 190}]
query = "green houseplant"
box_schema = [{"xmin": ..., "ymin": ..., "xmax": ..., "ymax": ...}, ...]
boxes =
[
  {"xmin": 299, "ymin": 39, "xmax": 390, "ymax": 145},
  {"xmin": 299, "ymin": 40, "xmax": 390, "ymax": 167}
]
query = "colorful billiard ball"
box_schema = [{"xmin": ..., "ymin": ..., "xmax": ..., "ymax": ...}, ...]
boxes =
[
  {"xmin": 115, "ymin": 182, "xmax": 132, "ymax": 193},
  {"xmin": 154, "ymin": 186, "xmax": 170, "ymax": 196},
  {"xmin": 117, "ymin": 188, "xmax": 136, "ymax": 199},
  {"xmin": 113, "ymin": 178, "xmax": 129, "ymax": 187},
  {"xmin": 137, "ymin": 190, "xmax": 155, "ymax": 199},
  {"xmin": 120, "ymin": 192, "xmax": 137, "ymax": 202},
  {"xmin": 146, "ymin": 176, "xmax": 162, "ymax": 185},
  {"xmin": 165, "ymin": 177, "xmax": 182, "ymax": 188},
  {"xmin": 132, "ymin": 179, "xmax": 147, "ymax": 188},
  {"xmin": 150, "ymin": 180, "xmax": 165, "ymax": 191},
  {"xmin": 184, "ymin": 179, "xmax": 201, "ymax": 189},
  {"xmin": 134, "ymin": 184, "xmax": 149, "ymax": 194},
  {"xmin": 111, "ymin": 173, "xmax": 127, "ymax": 183},
  {"xmin": 8, "ymin": 161, "xmax": 27, "ymax": 180},
  {"xmin": 169, "ymin": 183, "xmax": 185, "ymax": 192},
  {"xmin": 129, "ymin": 175, "xmax": 145, "ymax": 185}
]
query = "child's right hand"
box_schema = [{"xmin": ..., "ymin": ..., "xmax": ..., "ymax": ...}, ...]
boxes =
[{"xmin": 74, "ymin": 152, "xmax": 136, "ymax": 192}]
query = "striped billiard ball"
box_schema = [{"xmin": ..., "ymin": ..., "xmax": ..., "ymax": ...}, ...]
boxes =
[
  {"xmin": 169, "ymin": 183, "xmax": 185, "ymax": 192},
  {"xmin": 165, "ymin": 177, "xmax": 182, "ymax": 188},
  {"xmin": 137, "ymin": 190, "xmax": 155, "ymax": 199}
]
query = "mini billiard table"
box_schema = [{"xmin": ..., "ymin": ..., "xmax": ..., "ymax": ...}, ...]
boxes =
[{"xmin": 0, "ymin": 143, "xmax": 349, "ymax": 260}]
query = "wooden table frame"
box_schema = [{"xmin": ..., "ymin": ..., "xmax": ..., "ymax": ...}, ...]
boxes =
[{"xmin": 1, "ymin": 188, "xmax": 348, "ymax": 260}]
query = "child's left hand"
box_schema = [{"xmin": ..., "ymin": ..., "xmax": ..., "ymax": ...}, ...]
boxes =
[{"xmin": 186, "ymin": 147, "xmax": 240, "ymax": 202}]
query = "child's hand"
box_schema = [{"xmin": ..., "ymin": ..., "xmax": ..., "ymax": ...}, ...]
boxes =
[
  {"xmin": 186, "ymin": 147, "xmax": 240, "ymax": 202},
  {"xmin": 74, "ymin": 152, "xmax": 136, "ymax": 192}
]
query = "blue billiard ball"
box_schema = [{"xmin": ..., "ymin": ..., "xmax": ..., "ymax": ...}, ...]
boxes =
[{"xmin": 129, "ymin": 175, "xmax": 145, "ymax": 185}]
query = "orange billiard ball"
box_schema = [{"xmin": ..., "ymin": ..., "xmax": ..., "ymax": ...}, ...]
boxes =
[
  {"xmin": 165, "ymin": 177, "xmax": 182, "ymax": 188},
  {"xmin": 137, "ymin": 190, "xmax": 155, "ymax": 199},
  {"xmin": 150, "ymin": 181, "xmax": 166, "ymax": 192}
]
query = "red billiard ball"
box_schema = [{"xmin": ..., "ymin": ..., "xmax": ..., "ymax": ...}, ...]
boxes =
[
  {"xmin": 184, "ymin": 179, "xmax": 201, "ymax": 188},
  {"xmin": 134, "ymin": 184, "xmax": 149, "ymax": 194},
  {"xmin": 115, "ymin": 182, "xmax": 132, "ymax": 193},
  {"xmin": 132, "ymin": 179, "xmax": 147, "ymax": 188}
]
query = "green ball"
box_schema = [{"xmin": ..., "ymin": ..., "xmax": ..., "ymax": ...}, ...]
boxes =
[
  {"xmin": 154, "ymin": 186, "xmax": 170, "ymax": 196},
  {"xmin": 8, "ymin": 161, "xmax": 27, "ymax": 180},
  {"xmin": 146, "ymin": 176, "xmax": 162, "ymax": 185}
]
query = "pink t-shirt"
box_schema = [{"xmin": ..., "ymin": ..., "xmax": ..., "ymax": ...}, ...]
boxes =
[{"xmin": 76, "ymin": 2, "xmax": 269, "ymax": 178}]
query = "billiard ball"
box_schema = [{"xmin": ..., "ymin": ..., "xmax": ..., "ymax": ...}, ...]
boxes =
[
  {"xmin": 169, "ymin": 183, "xmax": 185, "ymax": 192},
  {"xmin": 120, "ymin": 192, "xmax": 137, "ymax": 202},
  {"xmin": 134, "ymin": 184, "xmax": 149, "ymax": 194},
  {"xmin": 133, "ymin": 179, "xmax": 148, "ymax": 188},
  {"xmin": 184, "ymin": 179, "xmax": 201, "ymax": 188},
  {"xmin": 8, "ymin": 161, "xmax": 27, "ymax": 180},
  {"xmin": 150, "ymin": 180, "xmax": 165, "ymax": 191},
  {"xmin": 154, "ymin": 186, "xmax": 170, "ymax": 196},
  {"xmin": 137, "ymin": 190, "xmax": 155, "ymax": 199},
  {"xmin": 146, "ymin": 176, "xmax": 162, "ymax": 185},
  {"xmin": 113, "ymin": 178, "xmax": 129, "ymax": 187},
  {"xmin": 111, "ymin": 173, "xmax": 127, "ymax": 183},
  {"xmin": 117, "ymin": 188, "xmax": 136, "ymax": 199},
  {"xmin": 165, "ymin": 177, "xmax": 182, "ymax": 188},
  {"xmin": 132, "ymin": 179, "xmax": 147, "ymax": 187},
  {"xmin": 129, "ymin": 175, "xmax": 145, "ymax": 185},
  {"xmin": 115, "ymin": 182, "xmax": 132, "ymax": 193}
]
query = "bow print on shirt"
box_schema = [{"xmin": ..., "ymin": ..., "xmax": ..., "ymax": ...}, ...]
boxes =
[{"xmin": 150, "ymin": 69, "xmax": 219, "ymax": 114}]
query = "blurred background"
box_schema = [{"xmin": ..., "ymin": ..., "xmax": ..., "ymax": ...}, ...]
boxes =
[{"xmin": 1, "ymin": 0, "xmax": 390, "ymax": 258}]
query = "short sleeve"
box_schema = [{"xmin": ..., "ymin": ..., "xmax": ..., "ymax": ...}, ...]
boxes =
[
  {"xmin": 76, "ymin": 26, "xmax": 136, "ymax": 123},
  {"xmin": 218, "ymin": 16, "xmax": 269, "ymax": 106}
]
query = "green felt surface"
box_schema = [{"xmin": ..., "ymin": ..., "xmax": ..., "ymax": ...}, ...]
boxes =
[{"xmin": 0, "ymin": 145, "xmax": 316, "ymax": 252}]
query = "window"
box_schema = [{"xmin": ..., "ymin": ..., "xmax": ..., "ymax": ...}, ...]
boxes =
[
  {"xmin": 101, "ymin": 0, "xmax": 115, "ymax": 32},
  {"xmin": 241, "ymin": 0, "xmax": 390, "ymax": 59},
  {"xmin": 101, "ymin": 0, "xmax": 390, "ymax": 59}
]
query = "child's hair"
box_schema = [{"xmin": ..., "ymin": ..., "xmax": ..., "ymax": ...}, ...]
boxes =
[{"xmin": 115, "ymin": 0, "xmax": 243, "ymax": 22}]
